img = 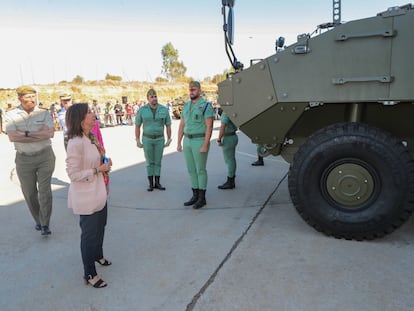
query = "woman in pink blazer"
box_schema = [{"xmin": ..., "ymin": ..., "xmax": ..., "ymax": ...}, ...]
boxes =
[{"xmin": 65, "ymin": 103, "xmax": 112, "ymax": 289}]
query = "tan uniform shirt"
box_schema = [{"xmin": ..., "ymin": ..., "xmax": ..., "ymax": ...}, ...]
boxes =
[{"xmin": 5, "ymin": 105, "xmax": 54, "ymax": 153}]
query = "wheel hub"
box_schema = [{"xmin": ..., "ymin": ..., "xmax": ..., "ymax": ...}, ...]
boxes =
[{"xmin": 326, "ymin": 163, "xmax": 374, "ymax": 208}]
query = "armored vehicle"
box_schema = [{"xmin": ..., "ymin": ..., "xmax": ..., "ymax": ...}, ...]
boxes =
[{"xmin": 218, "ymin": 1, "xmax": 414, "ymax": 240}]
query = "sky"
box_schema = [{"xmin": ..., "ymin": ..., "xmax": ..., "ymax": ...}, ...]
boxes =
[{"xmin": 0, "ymin": 0, "xmax": 408, "ymax": 88}]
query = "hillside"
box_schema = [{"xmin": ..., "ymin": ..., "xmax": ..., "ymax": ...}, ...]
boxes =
[{"xmin": 0, "ymin": 80, "xmax": 218, "ymax": 110}]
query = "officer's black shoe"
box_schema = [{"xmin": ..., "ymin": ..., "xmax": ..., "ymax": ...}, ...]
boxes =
[
  {"xmin": 154, "ymin": 176, "xmax": 166, "ymax": 190},
  {"xmin": 147, "ymin": 176, "xmax": 154, "ymax": 192},
  {"xmin": 193, "ymin": 189, "xmax": 206, "ymax": 209},
  {"xmin": 184, "ymin": 188, "xmax": 198, "ymax": 206},
  {"xmin": 35, "ymin": 224, "xmax": 41, "ymax": 231},
  {"xmin": 251, "ymin": 156, "xmax": 264, "ymax": 166},
  {"xmin": 218, "ymin": 176, "xmax": 235, "ymax": 189},
  {"xmin": 41, "ymin": 226, "xmax": 51, "ymax": 236}
]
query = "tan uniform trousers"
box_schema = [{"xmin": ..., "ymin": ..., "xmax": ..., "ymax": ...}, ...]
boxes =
[{"xmin": 15, "ymin": 146, "xmax": 55, "ymax": 226}]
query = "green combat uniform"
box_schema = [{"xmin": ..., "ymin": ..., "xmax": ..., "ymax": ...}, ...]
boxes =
[
  {"xmin": 182, "ymin": 97, "xmax": 214, "ymax": 191},
  {"xmin": 135, "ymin": 103, "xmax": 171, "ymax": 178},
  {"xmin": 219, "ymin": 113, "xmax": 238, "ymax": 181}
]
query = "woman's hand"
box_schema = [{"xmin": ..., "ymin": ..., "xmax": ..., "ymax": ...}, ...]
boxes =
[{"xmin": 99, "ymin": 158, "xmax": 112, "ymax": 173}]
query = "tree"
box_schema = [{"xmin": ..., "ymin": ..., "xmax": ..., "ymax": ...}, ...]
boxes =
[
  {"xmin": 105, "ymin": 73, "xmax": 122, "ymax": 81},
  {"xmin": 212, "ymin": 68, "xmax": 234, "ymax": 84},
  {"xmin": 72, "ymin": 75, "xmax": 84, "ymax": 84},
  {"xmin": 161, "ymin": 42, "xmax": 187, "ymax": 81},
  {"xmin": 155, "ymin": 76, "xmax": 168, "ymax": 83}
]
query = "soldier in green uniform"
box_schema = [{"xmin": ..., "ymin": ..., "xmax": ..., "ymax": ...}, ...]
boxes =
[
  {"xmin": 135, "ymin": 89, "xmax": 172, "ymax": 191},
  {"xmin": 217, "ymin": 112, "xmax": 238, "ymax": 189},
  {"xmin": 251, "ymin": 155, "xmax": 264, "ymax": 166},
  {"xmin": 177, "ymin": 81, "xmax": 214, "ymax": 209}
]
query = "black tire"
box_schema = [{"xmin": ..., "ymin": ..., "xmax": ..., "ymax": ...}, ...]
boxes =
[{"xmin": 288, "ymin": 122, "xmax": 414, "ymax": 240}]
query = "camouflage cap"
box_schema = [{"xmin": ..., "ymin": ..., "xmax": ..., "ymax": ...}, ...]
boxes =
[
  {"xmin": 59, "ymin": 92, "xmax": 72, "ymax": 100},
  {"xmin": 16, "ymin": 85, "xmax": 37, "ymax": 96},
  {"xmin": 189, "ymin": 81, "xmax": 201, "ymax": 89},
  {"xmin": 147, "ymin": 88, "xmax": 157, "ymax": 98}
]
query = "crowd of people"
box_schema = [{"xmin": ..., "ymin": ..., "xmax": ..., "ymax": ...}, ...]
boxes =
[
  {"xmin": 3, "ymin": 81, "xmax": 265, "ymax": 289},
  {"xmin": 43, "ymin": 98, "xmax": 151, "ymax": 131}
]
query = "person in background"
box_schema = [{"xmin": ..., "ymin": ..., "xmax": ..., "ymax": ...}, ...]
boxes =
[
  {"xmin": 104, "ymin": 101, "xmax": 113, "ymax": 126},
  {"xmin": 125, "ymin": 102, "xmax": 134, "ymax": 125},
  {"xmin": 57, "ymin": 92, "xmax": 72, "ymax": 150},
  {"xmin": 177, "ymin": 81, "xmax": 214, "ymax": 209},
  {"xmin": 49, "ymin": 103, "xmax": 60, "ymax": 130},
  {"xmin": 135, "ymin": 88, "xmax": 172, "ymax": 191},
  {"xmin": 114, "ymin": 100, "xmax": 123, "ymax": 125},
  {"xmin": 58, "ymin": 93, "xmax": 104, "ymax": 150},
  {"xmin": 65, "ymin": 103, "xmax": 112, "ymax": 289},
  {"xmin": 217, "ymin": 111, "xmax": 238, "ymax": 189},
  {"xmin": 4, "ymin": 85, "xmax": 55, "ymax": 235},
  {"xmin": 91, "ymin": 99, "xmax": 102, "ymax": 125}
]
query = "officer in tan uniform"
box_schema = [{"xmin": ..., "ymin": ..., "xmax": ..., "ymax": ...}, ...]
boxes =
[{"xmin": 5, "ymin": 85, "xmax": 56, "ymax": 236}]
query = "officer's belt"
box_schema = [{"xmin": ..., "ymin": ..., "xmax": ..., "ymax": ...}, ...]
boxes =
[
  {"xmin": 185, "ymin": 133, "xmax": 205, "ymax": 139},
  {"xmin": 224, "ymin": 132, "xmax": 236, "ymax": 137},
  {"xmin": 143, "ymin": 133, "xmax": 164, "ymax": 139},
  {"xmin": 17, "ymin": 146, "xmax": 51, "ymax": 157}
]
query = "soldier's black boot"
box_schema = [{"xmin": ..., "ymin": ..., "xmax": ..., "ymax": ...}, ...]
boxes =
[
  {"xmin": 154, "ymin": 176, "xmax": 165, "ymax": 190},
  {"xmin": 193, "ymin": 189, "xmax": 206, "ymax": 209},
  {"xmin": 251, "ymin": 156, "xmax": 264, "ymax": 166},
  {"xmin": 218, "ymin": 176, "xmax": 235, "ymax": 189},
  {"xmin": 184, "ymin": 188, "xmax": 198, "ymax": 206},
  {"xmin": 147, "ymin": 176, "xmax": 154, "ymax": 192}
]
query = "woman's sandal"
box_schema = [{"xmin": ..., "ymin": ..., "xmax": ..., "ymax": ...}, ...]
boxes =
[
  {"xmin": 84, "ymin": 276, "xmax": 107, "ymax": 288},
  {"xmin": 96, "ymin": 258, "xmax": 112, "ymax": 266}
]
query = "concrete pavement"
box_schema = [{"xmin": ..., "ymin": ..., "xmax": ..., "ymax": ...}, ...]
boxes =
[{"xmin": 1, "ymin": 119, "xmax": 414, "ymax": 311}]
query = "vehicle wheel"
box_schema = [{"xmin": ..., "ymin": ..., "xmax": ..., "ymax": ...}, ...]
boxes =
[{"xmin": 288, "ymin": 122, "xmax": 414, "ymax": 240}]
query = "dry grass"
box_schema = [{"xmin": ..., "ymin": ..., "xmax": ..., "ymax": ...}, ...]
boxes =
[{"xmin": 0, "ymin": 80, "xmax": 218, "ymax": 110}]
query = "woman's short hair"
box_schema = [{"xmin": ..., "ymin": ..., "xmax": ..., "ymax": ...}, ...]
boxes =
[{"xmin": 66, "ymin": 103, "xmax": 89, "ymax": 139}]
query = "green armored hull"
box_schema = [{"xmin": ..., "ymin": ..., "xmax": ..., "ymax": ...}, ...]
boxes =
[{"xmin": 219, "ymin": 2, "xmax": 414, "ymax": 240}]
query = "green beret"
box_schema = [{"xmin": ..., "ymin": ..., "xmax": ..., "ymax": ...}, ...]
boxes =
[
  {"xmin": 16, "ymin": 85, "xmax": 37, "ymax": 96},
  {"xmin": 147, "ymin": 88, "xmax": 157, "ymax": 97},
  {"xmin": 189, "ymin": 81, "xmax": 201, "ymax": 89}
]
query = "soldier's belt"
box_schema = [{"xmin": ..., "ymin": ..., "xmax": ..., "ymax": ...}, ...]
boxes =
[
  {"xmin": 143, "ymin": 133, "xmax": 164, "ymax": 139},
  {"xmin": 185, "ymin": 133, "xmax": 205, "ymax": 139},
  {"xmin": 224, "ymin": 132, "xmax": 236, "ymax": 137},
  {"xmin": 17, "ymin": 146, "xmax": 52, "ymax": 157}
]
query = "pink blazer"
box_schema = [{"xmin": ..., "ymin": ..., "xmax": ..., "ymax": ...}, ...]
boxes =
[{"xmin": 66, "ymin": 135, "xmax": 107, "ymax": 215}]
